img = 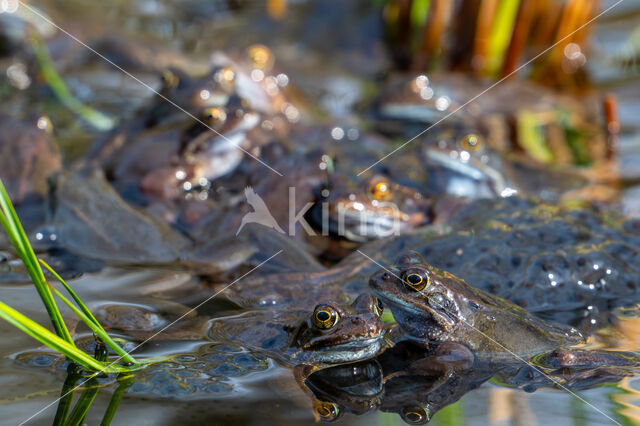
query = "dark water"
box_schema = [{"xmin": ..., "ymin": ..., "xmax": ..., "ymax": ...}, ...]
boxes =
[{"xmin": 1, "ymin": 0, "xmax": 640, "ymax": 425}]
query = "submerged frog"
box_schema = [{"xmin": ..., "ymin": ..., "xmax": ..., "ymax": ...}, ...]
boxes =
[
  {"xmin": 370, "ymin": 252, "xmax": 585, "ymax": 358},
  {"xmin": 209, "ymin": 294, "xmax": 387, "ymax": 368}
]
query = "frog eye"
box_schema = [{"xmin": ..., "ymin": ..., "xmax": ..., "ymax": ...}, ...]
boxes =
[
  {"xmin": 459, "ymin": 133, "xmax": 482, "ymax": 152},
  {"xmin": 370, "ymin": 179, "xmax": 391, "ymax": 201},
  {"xmin": 312, "ymin": 305, "xmax": 340, "ymax": 330},
  {"xmin": 401, "ymin": 406, "xmax": 429, "ymax": 424},
  {"xmin": 247, "ymin": 44, "xmax": 274, "ymax": 70},
  {"xmin": 161, "ymin": 70, "xmax": 179, "ymax": 89},
  {"xmin": 314, "ymin": 401, "xmax": 341, "ymax": 422},
  {"xmin": 203, "ymin": 107, "xmax": 227, "ymax": 124},
  {"xmin": 374, "ymin": 298, "xmax": 384, "ymax": 316},
  {"xmin": 402, "ymin": 269, "xmax": 429, "ymax": 291}
]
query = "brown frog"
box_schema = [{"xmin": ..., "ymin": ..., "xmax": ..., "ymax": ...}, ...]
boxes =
[
  {"xmin": 311, "ymin": 174, "xmax": 433, "ymax": 242},
  {"xmin": 209, "ymin": 294, "xmax": 387, "ymax": 368},
  {"xmin": 369, "ymin": 251, "xmax": 586, "ymax": 358}
]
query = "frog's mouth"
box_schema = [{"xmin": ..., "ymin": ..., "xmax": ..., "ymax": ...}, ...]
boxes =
[
  {"xmin": 305, "ymin": 337, "xmax": 385, "ymax": 364},
  {"xmin": 325, "ymin": 202, "xmax": 410, "ymax": 242},
  {"xmin": 374, "ymin": 291, "xmax": 455, "ymax": 332}
]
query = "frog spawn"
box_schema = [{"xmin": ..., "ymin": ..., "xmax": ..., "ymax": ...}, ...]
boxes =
[
  {"xmin": 395, "ymin": 197, "xmax": 640, "ymax": 328},
  {"xmin": 13, "ymin": 343, "xmax": 269, "ymax": 399}
]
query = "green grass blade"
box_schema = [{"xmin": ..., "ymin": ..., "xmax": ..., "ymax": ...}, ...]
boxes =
[
  {"xmin": 486, "ymin": 0, "xmax": 521, "ymax": 76},
  {"xmin": 46, "ymin": 283, "xmax": 138, "ymax": 365},
  {"xmin": 40, "ymin": 259, "xmax": 105, "ymax": 331},
  {"xmin": 28, "ymin": 33, "xmax": 115, "ymax": 131},
  {"xmin": 0, "ymin": 179, "xmax": 74, "ymax": 344},
  {"xmin": 0, "ymin": 300, "xmax": 108, "ymax": 371},
  {"xmin": 410, "ymin": 0, "xmax": 431, "ymax": 29}
]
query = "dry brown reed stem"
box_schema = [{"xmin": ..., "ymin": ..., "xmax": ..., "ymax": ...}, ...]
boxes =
[
  {"xmin": 502, "ymin": 0, "xmax": 536, "ymax": 77},
  {"xmin": 450, "ymin": 0, "xmax": 482, "ymax": 71},
  {"xmin": 603, "ymin": 93, "xmax": 620, "ymax": 159},
  {"xmin": 416, "ymin": 0, "xmax": 454, "ymax": 70},
  {"xmin": 267, "ymin": 0, "xmax": 287, "ymax": 20},
  {"xmin": 472, "ymin": 0, "xmax": 499, "ymax": 73}
]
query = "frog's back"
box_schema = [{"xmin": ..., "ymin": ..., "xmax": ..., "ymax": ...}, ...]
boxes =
[{"xmin": 461, "ymin": 307, "xmax": 585, "ymax": 358}]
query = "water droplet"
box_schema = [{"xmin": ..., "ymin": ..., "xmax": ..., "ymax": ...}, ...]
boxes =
[
  {"xmin": 331, "ymin": 127, "xmax": 344, "ymax": 140},
  {"xmin": 435, "ymin": 96, "xmax": 450, "ymax": 111},
  {"xmin": 251, "ymin": 69, "xmax": 264, "ymax": 82}
]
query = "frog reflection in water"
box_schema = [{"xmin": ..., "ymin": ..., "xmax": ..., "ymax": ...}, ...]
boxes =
[
  {"xmin": 305, "ymin": 340, "xmax": 640, "ymax": 424},
  {"xmin": 370, "ymin": 252, "xmax": 585, "ymax": 358},
  {"xmin": 209, "ymin": 294, "xmax": 387, "ymax": 369}
]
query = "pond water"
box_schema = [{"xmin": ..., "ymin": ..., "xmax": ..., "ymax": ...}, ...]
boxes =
[{"xmin": 1, "ymin": 0, "xmax": 640, "ymax": 425}]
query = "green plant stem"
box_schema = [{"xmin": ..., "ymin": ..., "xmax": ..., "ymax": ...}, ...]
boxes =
[
  {"xmin": 28, "ymin": 33, "xmax": 115, "ymax": 131},
  {"xmin": 46, "ymin": 283, "xmax": 138, "ymax": 365},
  {"xmin": 0, "ymin": 300, "xmax": 112, "ymax": 371},
  {"xmin": 0, "ymin": 300, "xmax": 138, "ymax": 373},
  {"xmin": 486, "ymin": 0, "xmax": 521, "ymax": 76},
  {"xmin": 0, "ymin": 180, "xmax": 74, "ymax": 344},
  {"xmin": 40, "ymin": 259, "xmax": 104, "ymax": 330}
]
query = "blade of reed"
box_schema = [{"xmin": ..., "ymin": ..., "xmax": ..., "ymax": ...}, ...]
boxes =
[
  {"xmin": 0, "ymin": 300, "xmax": 112, "ymax": 371},
  {"xmin": 0, "ymin": 179, "xmax": 73, "ymax": 344},
  {"xmin": 486, "ymin": 0, "xmax": 521, "ymax": 76},
  {"xmin": 28, "ymin": 32, "xmax": 115, "ymax": 131},
  {"xmin": 45, "ymin": 281, "xmax": 138, "ymax": 365},
  {"xmin": 39, "ymin": 259, "xmax": 104, "ymax": 331}
]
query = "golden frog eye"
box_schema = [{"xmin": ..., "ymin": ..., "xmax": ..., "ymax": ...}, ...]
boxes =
[
  {"xmin": 203, "ymin": 107, "xmax": 227, "ymax": 124},
  {"xmin": 370, "ymin": 179, "xmax": 391, "ymax": 201},
  {"xmin": 161, "ymin": 70, "xmax": 179, "ymax": 89},
  {"xmin": 314, "ymin": 401, "xmax": 341, "ymax": 422},
  {"xmin": 402, "ymin": 269, "xmax": 429, "ymax": 291},
  {"xmin": 312, "ymin": 305, "xmax": 340, "ymax": 330},
  {"xmin": 374, "ymin": 297, "xmax": 384, "ymax": 316},
  {"xmin": 401, "ymin": 406, "xmax": 429, "ymax": 424},
  {"xmin": 459, "ymin": 133, "xmax": 482, "ymax": 152},
  {"xmin": 247, "ymin": 44, "xmax": 274, "ymax": 70}
]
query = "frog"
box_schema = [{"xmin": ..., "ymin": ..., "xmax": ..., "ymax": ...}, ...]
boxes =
[
  {"xmin": 369, "ymin": 251, "xmax": 586, "ymax": 358},
  {"xmin": 371, "ymin": 72, "xmax": 616, "ymax": 203},
  {"xmin": 209, "ymin": 294, "xmax": 388, "ymax": 369},
  {"xmin": 85, "ymin": 50, "xmax": 295, "ymax": 207},
  {"xmin": 220, "ymin": 240, "xmax": 390, "ymax": 309},
  {"xmin": 309, "ymin": 173, "xmax": 434, "ymax": 242},
  {"xmin": 353, "ymin": 194, "xmax": 640, "ymax": 330}
]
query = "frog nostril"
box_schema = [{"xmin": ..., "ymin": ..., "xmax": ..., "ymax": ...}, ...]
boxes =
[{"xmin": 382, "ymin": 272, "xmax": 391, "ymax": 280}]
